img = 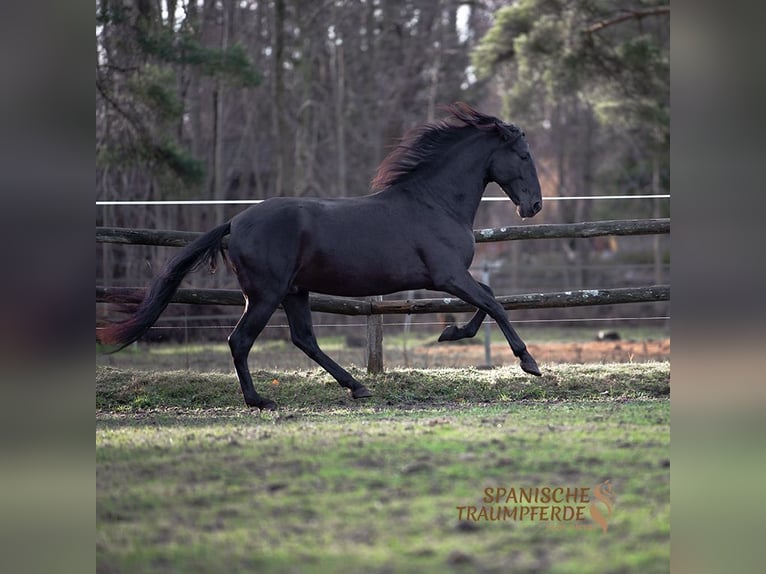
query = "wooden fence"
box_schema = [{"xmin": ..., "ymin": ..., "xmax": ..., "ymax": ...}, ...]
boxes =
[
  {"xmin": 96, "ymin": 284, "xmax": 669, "ymax": 315},
  {"xmin": 97, "ymin": 218, "xmax": 670, "ymax": 370},
  {"xmin": 97, "ymin": 218, "xmax": 669, "ymax": 248}
]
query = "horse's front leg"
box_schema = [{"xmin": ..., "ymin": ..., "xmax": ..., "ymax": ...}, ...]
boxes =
[
  {"xmin": 436, "ymin": 272, "xmax": 541, "ymax": 376},
  {"xmin": 437, "ymin": 282, "xmax": 491, "ymax": 342}
]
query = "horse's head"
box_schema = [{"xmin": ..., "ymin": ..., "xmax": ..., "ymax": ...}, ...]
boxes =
[{"xmin": 488, "ymin": 124, "xmax": 543, "ymax": 219}]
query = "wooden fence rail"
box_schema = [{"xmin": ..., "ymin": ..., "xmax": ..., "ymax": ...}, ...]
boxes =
[
  {"xmin": 96, "ymin": 218, "xmax": 670, "ymax": 247},
  {"xmin": 96, "ymin": 285, "xmax": 670, "ymax": 315}
]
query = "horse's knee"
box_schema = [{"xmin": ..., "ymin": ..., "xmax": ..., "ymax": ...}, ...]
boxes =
[{"xmin": 227, "ymin": 332, "xmax": 250, "ymax": 358}]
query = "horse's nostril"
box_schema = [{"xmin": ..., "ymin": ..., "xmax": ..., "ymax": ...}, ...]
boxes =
[{"xmin": 533, "ymin": 201, "xmax": 542, "ymax": 213}]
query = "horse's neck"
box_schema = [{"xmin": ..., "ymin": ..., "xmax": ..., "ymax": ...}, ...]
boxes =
[{"xmin": 416, "ymin": 134, "xmax": 493, "ymax": 224}]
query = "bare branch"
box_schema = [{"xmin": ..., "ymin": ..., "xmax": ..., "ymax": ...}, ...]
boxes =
[{"xmin": 585, "ymin": 6, "xmax": 670, "ymax": 35}]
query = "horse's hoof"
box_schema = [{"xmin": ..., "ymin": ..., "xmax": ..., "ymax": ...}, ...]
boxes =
[
  {"xmin": 439, "ymin": 325, "xmax": 469, "ymax": 343},
  {"xmin": 246, "ymin": 397, "xmax": 277, "ymax": 410},
  {"xmin": 352, "ymin": 386, "xmax": 373, "ymax": 399},
  {"xmin": 438, "ymin": 326, "xmax": 460, "ymax": 342},
  {"xmin": 521, "ymin": 360, "xmax": 542, "ymax": 376}
]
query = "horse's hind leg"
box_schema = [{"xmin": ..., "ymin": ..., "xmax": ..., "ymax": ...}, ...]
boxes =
[
  {"xmin": 438, "ymin": 282, "xmax": 490, "ymax": 342},
  {"xmin": 228, "ymin": 296, "xmax": 281, "ymax": 410},
  {"xmin": 437, "ymin": 272, "xmax": 541, "ymax": 376},
  {"xmin": 282, "ymin": 290, "xmax": 372, "ymax": 399}
]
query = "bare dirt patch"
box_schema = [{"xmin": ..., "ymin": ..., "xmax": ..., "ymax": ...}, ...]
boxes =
[{"xmin": 410, "ymin": 338, "xmax": 669, "ymax": 367}]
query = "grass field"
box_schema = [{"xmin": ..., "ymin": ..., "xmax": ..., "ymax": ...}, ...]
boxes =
[{"xmin": 97, "ymin": 363, "xmax": 669, "ymax": 573}]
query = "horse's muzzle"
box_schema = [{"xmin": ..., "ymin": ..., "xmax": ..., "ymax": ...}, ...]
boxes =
[{"xmin": 517, "ymin": 200, "xmax": 542, "ymax": 219}]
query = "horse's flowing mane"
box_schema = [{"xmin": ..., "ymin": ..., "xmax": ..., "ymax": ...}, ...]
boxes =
[{"xmin": 371, "ymin": 102, "xmax": 509, "ymax": 191}]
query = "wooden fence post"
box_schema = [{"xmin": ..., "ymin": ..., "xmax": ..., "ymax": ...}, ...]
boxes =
[
  {"xmin": 366, "ymin": 296, "xmax": 384, "ymax": 374},
  {"xmin": 482, "ymin": 261, "xmax": 493, "ymax": 368}
]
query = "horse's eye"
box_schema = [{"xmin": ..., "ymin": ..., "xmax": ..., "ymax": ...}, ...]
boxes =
[{"xmin": 519, "ymin": 152, "xmax": 530, "ymax": 160}]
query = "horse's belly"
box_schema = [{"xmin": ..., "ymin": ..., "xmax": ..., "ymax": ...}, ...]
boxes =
[{"xmin": 294, "ymin": 253, "xmax": 430, "ymax": 297}]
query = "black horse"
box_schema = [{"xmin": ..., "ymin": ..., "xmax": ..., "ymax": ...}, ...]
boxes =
[{"xmin": 99, "ymin": 103, "xmax": 544, "ymax": 409}]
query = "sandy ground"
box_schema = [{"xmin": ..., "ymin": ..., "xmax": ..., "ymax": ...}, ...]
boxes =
[
  {"xmin": 404, "ymin": 338, "xmax": 670, "ymax": 368},
  {"xmin": 97, "ymin": 335, "xmax": 670, "ymax": 372}
]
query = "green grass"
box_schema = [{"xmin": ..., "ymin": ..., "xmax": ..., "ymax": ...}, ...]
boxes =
[
  {"xmin": 97, "ymin": 362, "xmax": 668, "ymax": 411},
  {"xmin": 97, "ymin": 364, "xmax": 670, "ymax": 573}
]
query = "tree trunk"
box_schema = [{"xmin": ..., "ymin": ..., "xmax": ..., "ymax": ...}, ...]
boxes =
[
  {"xmin": 213, "ymin": 2, "xmax": 229, "ymax": 224},
  {"xmin": 652, "ymin": 154, "xmax": 663, "ymax": 285},
  {"xmin": 331, "ymin": 6, "xmax": 347, "ymax": 197},
  {"xmin": 575, "ymin": 103, "xmax": 596, "ymax": 287},
  {"xmin": 271, "ymin": 0, "xmax": 286, "ymax": 195}
]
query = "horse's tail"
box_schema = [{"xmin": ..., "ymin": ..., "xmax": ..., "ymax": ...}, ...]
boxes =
[{"xmin": 98, "ymin": 222, "xmax": 232, "ymax": 352}]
